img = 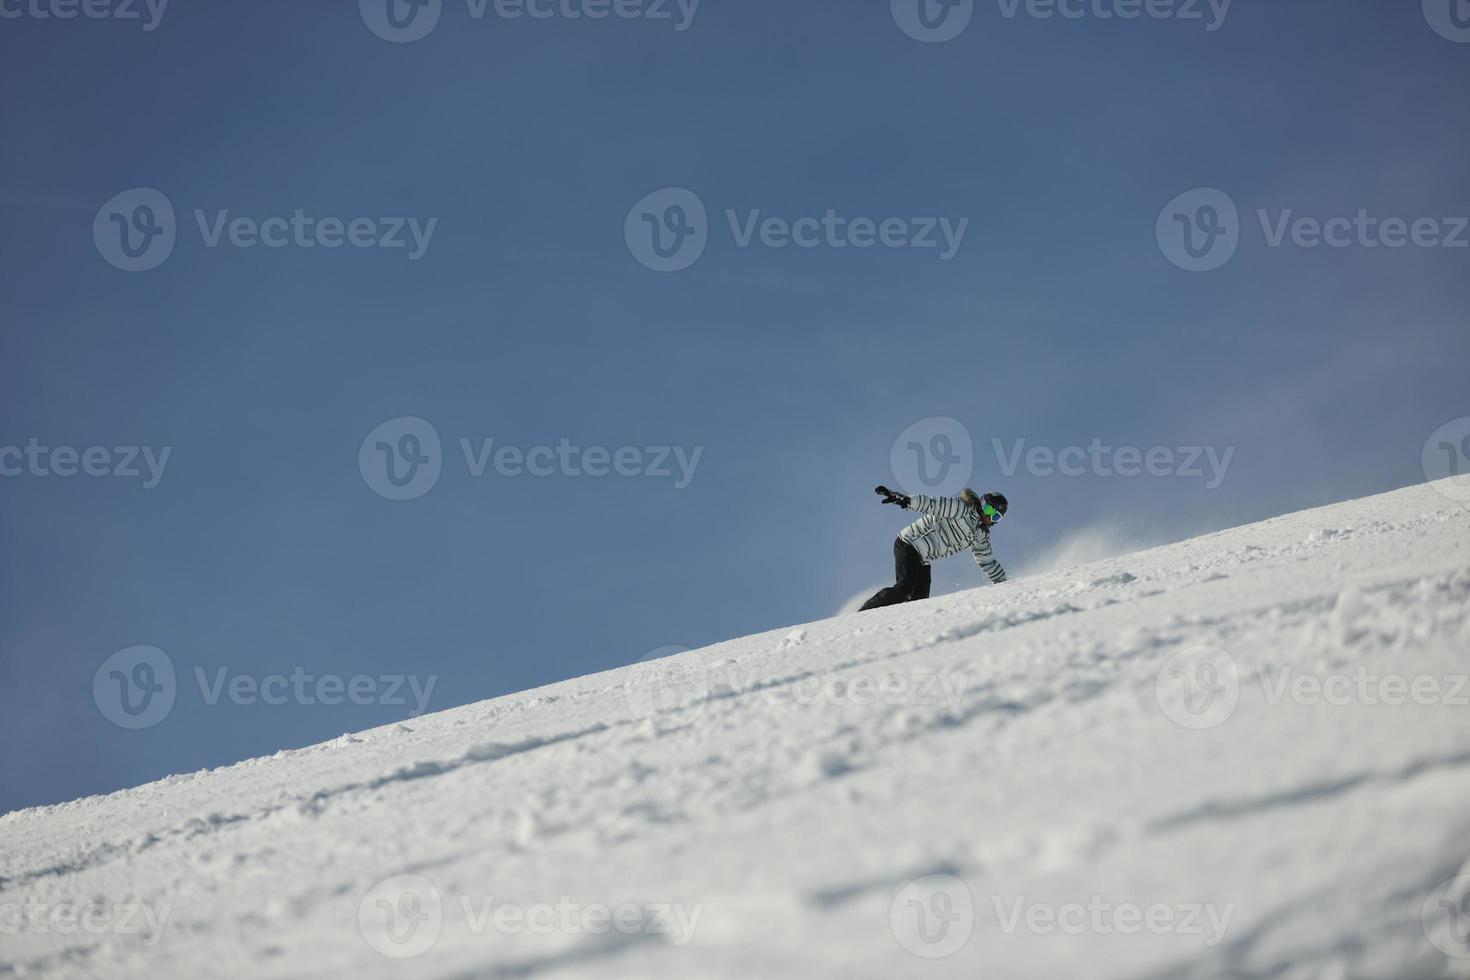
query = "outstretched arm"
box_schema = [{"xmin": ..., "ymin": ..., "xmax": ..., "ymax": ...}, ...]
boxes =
[
  {"xmin": 972, "ymin": 536, "xmax": 1008, "ymax": 584},
  {"xmin": 905, "ymin": 493, "xmax": 970, "ymax": 520},
  {"xmin": 874, "ymin": 485, "xmax": 912, "ymax": 508}
]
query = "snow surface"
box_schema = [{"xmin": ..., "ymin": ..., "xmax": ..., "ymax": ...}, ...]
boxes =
[{"xmin": 4, "ymin": 478, "xmax": 1470, "ymax": 979}]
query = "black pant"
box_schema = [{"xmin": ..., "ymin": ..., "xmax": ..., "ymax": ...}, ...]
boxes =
[{"xmin": 860, "ymin": 539, "xmax": 931, "ymax": 611}]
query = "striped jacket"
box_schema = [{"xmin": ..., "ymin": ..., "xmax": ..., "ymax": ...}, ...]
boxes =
[{"xmin": 899, "ymin": 493, "xmax": 1008, "ymax": 584}]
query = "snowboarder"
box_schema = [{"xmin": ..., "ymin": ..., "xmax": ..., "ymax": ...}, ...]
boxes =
[{"xmin": 860, "ymin": 486, "xmax": 1008, "ymax": 611}]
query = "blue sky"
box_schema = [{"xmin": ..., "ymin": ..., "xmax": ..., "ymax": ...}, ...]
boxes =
[{"xmin": 1, "ymin": 0, "xmax": 1466, "ymax": 814}]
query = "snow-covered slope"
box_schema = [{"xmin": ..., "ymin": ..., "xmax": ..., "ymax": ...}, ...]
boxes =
[{"xmin": 5, "ymin": 479, "xmax": 1470, "ymax": 980}]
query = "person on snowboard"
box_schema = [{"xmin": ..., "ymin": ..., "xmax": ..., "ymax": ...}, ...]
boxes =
[{"xmin": 861, "ymin": 486, "xmax": 1008, "ymax": 611}]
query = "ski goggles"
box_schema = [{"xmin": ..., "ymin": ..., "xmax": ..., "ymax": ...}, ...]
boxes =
[{"xmin": 981, "ymin": 500, "xmax": 1004, "ymax": 522}]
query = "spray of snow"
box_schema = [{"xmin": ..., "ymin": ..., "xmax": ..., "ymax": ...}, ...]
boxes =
[
  {"xmin": 834, "ymin": 588, "xmax": 877, "ymax": 617},
  {"xmin": 1013, "ymin": 521, "xmax": 1166, "ymax": 578}
]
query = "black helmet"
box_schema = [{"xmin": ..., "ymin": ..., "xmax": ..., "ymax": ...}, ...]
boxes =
[{"xmin": 982, "ymin": 492, "xmax": 1008, "ymax": 518}]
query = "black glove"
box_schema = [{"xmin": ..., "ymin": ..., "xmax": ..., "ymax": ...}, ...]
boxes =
[{"xmin": 875, "ymin": 485, "xmax": 911, "ymax": 509}]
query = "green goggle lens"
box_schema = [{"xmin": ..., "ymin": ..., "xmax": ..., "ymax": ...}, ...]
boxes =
[{"xmin": 982, "ymin": 501, "xmax": 1003, "ymax": 521}]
